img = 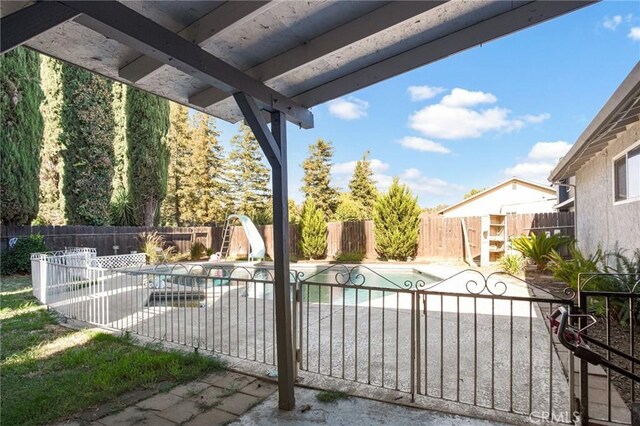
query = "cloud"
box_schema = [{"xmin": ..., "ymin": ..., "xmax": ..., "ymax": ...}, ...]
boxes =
[
  {"xmin": 410, "ymin": 104, "xmax": 520, "ymax": 139},
  {"xmin": 527, "ymin": 141, "xmax": 572, "ymax": 161},
  {"xmin": 408, "ymin": 87, "xmax": 549, "ymax": 140},
  {"xmin": 332, "ymin": 158, "xmax": 390, "ymax": 175},
  {"xmin": 397, "ymin": 136, "xmax": 450, "ymax": 154},
  {"xmin": 602, "ymin": 15, "xmax": 623, "ymax": 30},
  {"xmin": 520, "ymin": 113, "xmax": 551, "ymax": 124},
  {"xmin": 399, "ymin": 168, "xmax": 464, "ymax": 197},
  {"xmin": 504, "ymin": 141, "xmax": 572, "ymax": 183},
  {"xmin": 407, "ymin": 85, "xmax": 445, "ymax": 101},
  {"xmin": 440, "ymin": 88, "xmax": 497, "ymax": 107},
  {"xmin": 629, "ymin": 27, "xmax": 640, "ymax": 41},
  {"xmin": 327, "ymin": 96, "xmax": 369, "ymax": 120}
]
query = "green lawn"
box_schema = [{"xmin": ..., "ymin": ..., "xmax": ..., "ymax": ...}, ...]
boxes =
[{"xmin": 0, "ymin": 275, "xmax": 225, "ymax": 426}]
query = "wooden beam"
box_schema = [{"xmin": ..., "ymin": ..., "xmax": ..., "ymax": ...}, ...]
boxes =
[
  {"xmin": 119, "ymin": 1, "xmax": 274, "ymax": 83},
  {"xmin": 234, "ymin": 92, "xmax": 296, "ymax": 410},
  {"xmin": 63, "ymin": 1, "xmax": 313, "ymax": 129},
  {"xmin": 233, "ymin": 93, "xmax": 281, "ymax": 168},
  {"xmin": 1, "ymin": 2, "xmax": 79, "ymax": 54},
  {"xmin": 190, "ymin": 0, "xmax": 446, "ymax": 108},
  {"xmin": 292, "ymin": 0, "xmax": 594, "ymax": 107},
  {"xmin": 268, "ymin": 109, "xmax": 296, "ymax": 410}
]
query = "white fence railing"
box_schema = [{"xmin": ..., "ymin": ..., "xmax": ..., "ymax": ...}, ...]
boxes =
[{"xmin": 30, "ymin": 249, "xmax": 145, "ymax": 305}]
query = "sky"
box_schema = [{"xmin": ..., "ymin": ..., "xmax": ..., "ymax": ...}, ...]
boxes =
[{"xmin": 212, "ymin": 1, "xmax": 640, "ymax": 208}]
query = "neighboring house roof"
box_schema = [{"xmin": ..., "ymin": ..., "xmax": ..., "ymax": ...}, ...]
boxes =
[
  {"xmin": 437, "ymin": 177, "xmax": 555, "ymax": 215},
  {"xmin": 549, "ymin": 61, "xmax": 640, "ymax": 181}
]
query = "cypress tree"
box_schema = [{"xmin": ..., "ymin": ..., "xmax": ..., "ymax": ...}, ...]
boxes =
[
  {"xmin": 0, "ymin": 48, "xmax": 44, "ymax": 225},
  {"xmin": 111, "ymin": 83, "xmax": 128, "ymax": 195},
  {"xmin": 109, "ymin": 83, "xmax": 134, "ymax": 225},
  {"xmin": 127, "ymin": 87, "xmax": 170, "ymax": 226},
  {"xmin": 299, "ymin": 197, "xmax": 327, "ymax": 259},
  {"xmin": 60, "ymin": 65, "xmax": 115, "ymax": 225},
  {"xmin": 333, "ymin": 193, "xmax": 366, "ymax": 222},
  {"xmin": 373, "ymin": 178, "xmax": 421, "ymax": 260},
  {"xmin": 349, "ymin": 151, "xmax": 378, "ymax": 218},
  {"xmin": 228, "ymin": 123, "xmax": 270, "ymax": 219},
  {"xmin": 161, "ymin": 102, "xmax": 191, "ymax": 226},
  {"xmin": 301, "ymin": 138, "xmax": 338, "ymax": 218},
  {"xmin": 38, "ymin": 56, "xmax": 65, "ymax": 224},
  {"xmin": 181, "ymin": 113, "xmax": 228, "ymax": 225}
]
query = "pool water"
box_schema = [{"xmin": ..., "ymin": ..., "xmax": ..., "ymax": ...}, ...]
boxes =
[{"xmin": 298, "ymin": 268, "xmax": 439, "ymax": 305}]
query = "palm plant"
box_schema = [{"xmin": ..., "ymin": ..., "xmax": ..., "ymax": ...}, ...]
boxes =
[{"xmin": 510, "ymin": 232, "xmax": 572, "ymax": 270}]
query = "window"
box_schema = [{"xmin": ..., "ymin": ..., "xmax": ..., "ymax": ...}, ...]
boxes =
[{"xmin": 614, "ymin": 145, "xmax": 640, "ymax": 202}]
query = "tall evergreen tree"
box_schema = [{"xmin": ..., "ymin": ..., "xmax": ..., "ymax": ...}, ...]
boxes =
[
  {"xmin": 299, "ymin": 197, "xmax": 327, "ymax": 259},
  {"xmin": 0, "ymin": 48, "xmax": 44, "ymax": 225},
  {"xmin": 127, "ymin": 87, "xmax": 170, "ymax": 226},
  {"xmin": 109, "ymin": 83, "xmax": 135, "ymax": 225},
  {"xmin": 349, "ymin": 151, "xmax": 378, "ymax": 218},
  {"xmin": 60, "ymin": 65, "xmax": 114, "ymax": 225},
  {"xmin": 373, "ymin": 178, "xmax": 421, "ymax": 260},
  {"xmin": 181, "ymin": 113, "xmax": 228, "ymax": 225},
  {"xmin": 111, "ymin": 83, "xmax": 128, "ymax": 196},
  {"xmin": 228, "ymin": 123, "xmax": 270, "ymax": 219},
  {"xmin": 301, "ymin": 138, "xmax": 338, "ymax": 218},
  {"xmin": 37, "ymin": 56, "xmax": 65, "ymax": 225},
  {"xmin": 161, "ymin": 102, "xmax": 191, "ymax": 226}
]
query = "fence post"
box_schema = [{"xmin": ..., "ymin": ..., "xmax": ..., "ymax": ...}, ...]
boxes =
[
  {"xmin": 578, "ymin": 288, "xmax": 589, "ymax": 425},
  {"xmin": 411, "ymin": 291, "xmax": 417, "ymax": 402},
  {"xmin": 40, "ymin": 257, "xmax": 48, "ymax": 304}
]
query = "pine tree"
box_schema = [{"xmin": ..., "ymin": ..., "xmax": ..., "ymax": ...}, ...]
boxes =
[
  {"xmin": 60, "ymin": 65, "xmax": 115, "ymax": 225},
  {"xmin": 0, "ymin": 48, "xmax": 44, "ymax": 225},
  {"xmin": 37, "ymin": 56, "xmax": 65, "ymax": 225},
  {"xmin": 181, "ymin": 113, "xmax": 228, "ymax": 225},
  {"xmin": 161, "ymin": 102, "xmax": 191, "ymax": 226},
  {"xmin": 299, "ymin": 197, "xmax": 327, "ymax": 259},
  {"xmin": 301, "ymin": 138, "xmax": 338, "ymax": 218},
  {"xmin": 373, "ymin": 178, "xmax": 421, "ymax": 260},
  {"xmin": 349, "ymin": 151, "xmax": 377, "ymax": 218},
  {"xmin": 127, "ymin": 87, "xmax": 170, "ymax": 226},
  {"xmin": 228, "ymin": 123, "xmax": 270, "ymax": 219}
]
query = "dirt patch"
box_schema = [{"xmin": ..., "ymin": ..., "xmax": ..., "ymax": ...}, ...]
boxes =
[
  {"xmin": 524, "ymin": 269, "xmax": 639, "ymax": 406},
  {"xmin": 585, "ymin": 318, "xmax": 639, "ymax": 406}
]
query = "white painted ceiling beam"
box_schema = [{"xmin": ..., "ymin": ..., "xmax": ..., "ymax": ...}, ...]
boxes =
[
  {"xmin": 62, "ymin": 1, "xmax": 313, "ymax": 129},
  {"xmin": 189, "ymin": 0, "xmax": 447, "ymax": 108},
  {"xmin": 292, "ymin": 0, "xmax": 595, "ymax": 108},
  {"xmin": 118, "ymin": 1, "xmax": 276, "ymax": 83}
]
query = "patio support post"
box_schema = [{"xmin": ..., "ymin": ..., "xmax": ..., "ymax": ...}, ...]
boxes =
[{"xmin": 234, "ymin": 93, "xmax": 296, "ymax": 410}]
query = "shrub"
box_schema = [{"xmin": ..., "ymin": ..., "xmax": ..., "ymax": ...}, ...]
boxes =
[
  {"xmin": 0, "ymin": 234, "xmax": 47, "ymax": 275},
  {"xmin": 510, "ymin": 232, "xmax": 572, "ymax": 270},
  {"xmin": 373, "ymin": 178, "xmax": 421, "ymax": 261},
  {"xmin": 334, "ymin": 251, "xmax": 366, "ymax": 262},
  {"xmin": 601, "ymin": 248, "xmax": 640, "ymax": 323},
  {"xmin": 299, "ymin": 198, "xmax": 327, "ymax": 259},
  {"xmin": 547, "ymin": 244, "xmax": 603, "ymax": 290},
  {"xmin": 498, "ymin": 254, "xmax": 525, "ymax": 276},
  {"xmin": 332, "ymin": 193, "xmax": 366, "ymax": 222},
  {"xmin": 190, "ymin": 242, "xmax": 207, "ymax": 260},
  {"xmin": 138, "ymin": 232, "xmax": 174, "ymax": 264}
]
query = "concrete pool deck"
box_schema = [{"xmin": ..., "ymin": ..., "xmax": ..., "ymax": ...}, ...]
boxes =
[{"xmin": 54, "ymin": 263, "xmax": 576, "ymax": 424}]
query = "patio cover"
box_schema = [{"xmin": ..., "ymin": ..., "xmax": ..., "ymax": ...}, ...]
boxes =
[{"xmin": 1, "ymin": 0, "xmax": 594, "ymax": 410}]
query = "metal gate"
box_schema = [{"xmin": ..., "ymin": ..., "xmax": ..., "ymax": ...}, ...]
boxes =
[{"xmin": 297, "ymin": 266, "xmax": 576, "ymax": 423}]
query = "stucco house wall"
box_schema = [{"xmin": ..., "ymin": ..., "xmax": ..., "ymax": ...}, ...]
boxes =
[
  {"xmin": 575, "ymin": 121, "xmax": 640, "ymax": 256},
  {"xmin": 441, "ymin": 181, "xmax": 556, "ymax": 217}
]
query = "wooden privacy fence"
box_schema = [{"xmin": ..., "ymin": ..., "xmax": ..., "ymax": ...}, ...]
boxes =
[{"xmin": 1, "ymin": 212, "xmax": 574, "ymax": 260}]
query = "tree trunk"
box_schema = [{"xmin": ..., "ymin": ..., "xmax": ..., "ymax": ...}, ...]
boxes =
[{"xmin": 143, "ymin": 199, "xmax": 157, "ymax": 226}]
